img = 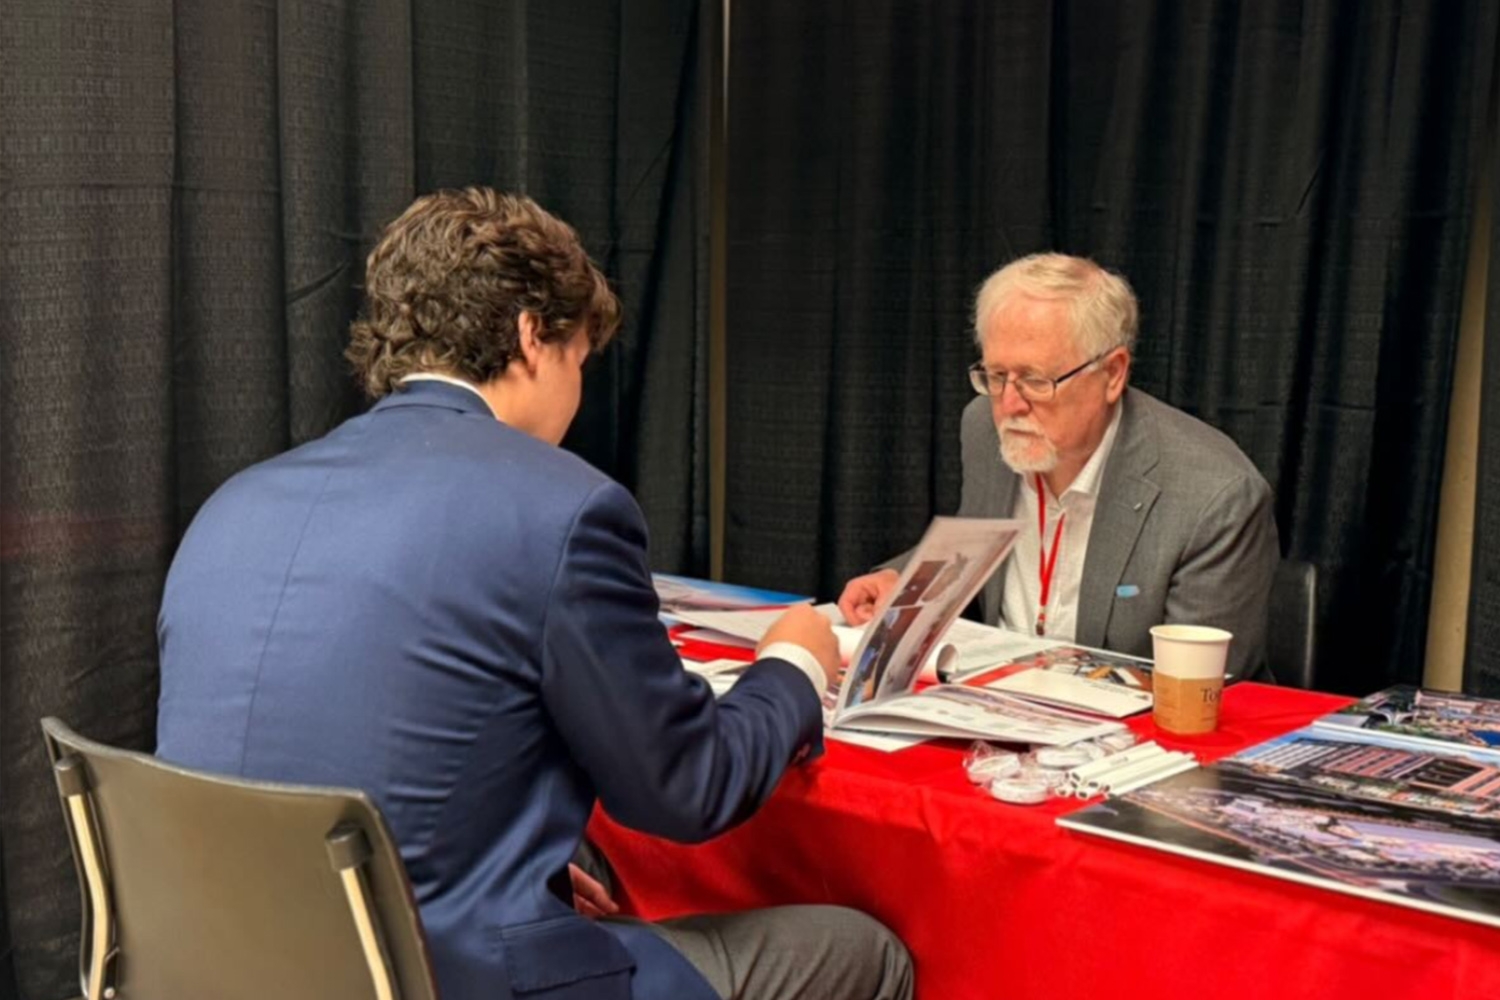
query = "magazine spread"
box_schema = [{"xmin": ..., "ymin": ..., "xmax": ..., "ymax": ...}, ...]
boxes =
[
  {"xmin": 1312, "ymin": 685, "xmax": 1500, "ymax": 753},
  {"xmin": 1227, "ymin": 725, "xmax": 1500, "ymax": 819},
  {"xmin": 1059, "ymin": 706, "xmax": 1500, "ymax": 929},
  {"xmin": 837, "ymin": 684, "xmax": 1125, "ymax": 745},
  {"xmin": 656, "ymin": 544, "xmax": 1142, "ymax": 742},
  {"xmin": 831, "ymin": 517, "xmax": 1021, "ymax": 719},
  {"xmin": 654, "ymin": 547, "xmax": 1142, "ymax": 743},
  {"xmin": 665, "ymin": 607, "xmax": 1051, "ymax": 685},
  {"xmin": 818, "ymin": 517, "xmax": 1128, "ymax": 744}
]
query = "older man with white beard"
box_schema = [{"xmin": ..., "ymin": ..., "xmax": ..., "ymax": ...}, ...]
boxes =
[{"xmin": 838, "ymin": 253, "xmax": 1279, "ymax": 680}]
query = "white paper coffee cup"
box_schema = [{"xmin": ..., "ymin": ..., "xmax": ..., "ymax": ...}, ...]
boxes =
[{"xmin": 1150, "ymin": 625, "xmax": 1232, "ymax": 735}]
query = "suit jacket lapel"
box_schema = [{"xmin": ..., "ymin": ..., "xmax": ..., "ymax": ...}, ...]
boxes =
[{"xmin": 1075, "ymin": 390, "xmax": 1161, "ymax": 648}]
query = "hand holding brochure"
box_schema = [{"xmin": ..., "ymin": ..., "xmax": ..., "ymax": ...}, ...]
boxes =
[
  {"xmin": 829, "ymin": 517, "xmax": 1127, "ymax": 746},
  {"xmin": 668, "ymin": 604, "xmax": 967, "ymax": 683}
]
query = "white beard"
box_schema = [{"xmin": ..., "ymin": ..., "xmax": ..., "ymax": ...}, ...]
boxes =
[{"xmin": 998, "ymin": 420, "xmax": 1059, "ymax": 475}]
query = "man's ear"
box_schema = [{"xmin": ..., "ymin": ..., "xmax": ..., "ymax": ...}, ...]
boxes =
[
  {"xmin": 516, "ymin": 312, "xmax": 543, "ymax": 373},
  {"xmin": 1104, "ymin": 347, "xmax": 1131, "ymax": 404}
]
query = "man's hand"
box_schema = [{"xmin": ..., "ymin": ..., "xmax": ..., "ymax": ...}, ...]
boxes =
[
  {"xmin": 837, "ymin": 569, "xmax": 899, "ymax": 627},
  {"xmin": 569, "ymin": 863, "xmax": 620, "ymax": 919},
  {"xmin": 759, "ymin": 604, "xmax": 840, "ymax": 689}
]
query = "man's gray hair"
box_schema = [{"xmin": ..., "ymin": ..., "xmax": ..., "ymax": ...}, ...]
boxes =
[{"xmin": 972, "ymin": 253, "xmax": 1139, "ymax": 358}]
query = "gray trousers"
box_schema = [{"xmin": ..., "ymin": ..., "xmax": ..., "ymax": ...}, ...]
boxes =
[
  {"xmin": 640, "ymin": 905, "xmax": 914, "ymax": 1000},
  {"xmin": 578, "ymin": 841, "xmax": 914, "ymax": 1000}
]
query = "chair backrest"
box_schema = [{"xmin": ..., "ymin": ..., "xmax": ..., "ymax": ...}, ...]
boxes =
[
  {"xmin": 41, "ymin": 717, "xmax": 440, "ymax": 1000},
  {"xmin": 1266, "ymin": 559, "xmax": 1318, "ymax": 689}
]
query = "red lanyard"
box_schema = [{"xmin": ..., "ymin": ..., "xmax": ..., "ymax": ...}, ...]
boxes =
[{"xmin": 1034, "ymin": 474, "xmax": 1066, "ymax": 636}]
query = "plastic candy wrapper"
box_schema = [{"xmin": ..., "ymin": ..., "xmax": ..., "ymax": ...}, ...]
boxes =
[
  {"xmin": 971, "ymin": 731, "xmax": 1147, "ymax": 805},
  {"xmin": 963, "ymin": 741, "xmax": 1022, "ymax": 784},
  {"xmin": 1034, "ymin": 743, "xmax": 1101, "ymax": 769},
  {"xmin": 988, "ymin": 774, "xmax": 1053, "ymax": 804},
  {"xmin": 970, "ymin": 748, "xmax": 1063, "ymax": 805},
  {"xmin": 988, "ymin": 757, "xmax": 1065, "ymax": 804}
]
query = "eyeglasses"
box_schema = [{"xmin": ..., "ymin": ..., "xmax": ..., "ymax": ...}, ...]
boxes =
[{"xmin": 967, "ymin": 352, "xmax": 1110, "ymax": 402}]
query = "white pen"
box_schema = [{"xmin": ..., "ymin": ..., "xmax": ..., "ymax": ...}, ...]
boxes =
[
  {"xmin": 1065, "ymin": 742, "xmax": 1167, "ymax": 782},
  {"xmin": 1067, "ymin": 747, "xmax": 1172, "ymax": 790},
  {"xmin": 1082, "ymin": 751, "xmax": 1194, "ymax": 795},
  {"xmin": 1108, "ymin": 757, "xmax": 1199, "ymax": 796}
]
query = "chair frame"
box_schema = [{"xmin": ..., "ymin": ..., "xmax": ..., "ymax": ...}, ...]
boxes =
[{"xmin": 42, "ymin": 717, "xmax": 419, "ymax": 1000}]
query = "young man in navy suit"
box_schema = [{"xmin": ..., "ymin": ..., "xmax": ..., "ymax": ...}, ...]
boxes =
[{"xmin": 157, "ymin": 188, "xmax": 912, "ymax": 1000}]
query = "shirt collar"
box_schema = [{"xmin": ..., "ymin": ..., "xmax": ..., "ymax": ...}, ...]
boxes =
[
  {"xmin": 397, "ymin": 373, "xmax": 495, "ymax": 417},
  {"xmin": 1061, "ymin": 400, "xmax": 1124, "ymax": 500}
]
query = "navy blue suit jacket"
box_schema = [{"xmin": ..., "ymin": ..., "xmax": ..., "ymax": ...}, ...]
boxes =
[{"xmin": 156, "ymin": 381, "xmax": 824, "ymax": 1000}]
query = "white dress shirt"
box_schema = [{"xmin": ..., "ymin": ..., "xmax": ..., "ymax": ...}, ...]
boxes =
[
  {"xmin": 999, "ymin": 404, "xmax": 1123, "ymax": 641},
  {"xmin": 758, "ymin": 642, "xmax": 831, "ymax": 696},
  {"xmin": 399, "ymin": 373, "xmax": 495, "ymax": 414},
  {"xmin": 399, "ymin": 375, "xmax": 829, "ymax": 697}
]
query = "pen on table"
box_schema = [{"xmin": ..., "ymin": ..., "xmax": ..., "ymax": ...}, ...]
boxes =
[
  {"xmin": 1066, "ymin": 742, "xmax": 1168, "ymax": 782},
  {"xmin": 1109, "ymin": 757, "xmax": 1199, "ymax": 796},
  {"xmin": 1079, "ymin": 751, "xmax": 1194, "ymax": 797},
  {"xmin": 1089, "ymin": 752, "xmax": 1197, "ymax": 796}
]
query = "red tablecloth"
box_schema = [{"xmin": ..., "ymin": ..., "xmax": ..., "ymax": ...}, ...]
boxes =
[{"xmin": 590, "ymin": 684, "xmax": 1500, "ymax": 999}]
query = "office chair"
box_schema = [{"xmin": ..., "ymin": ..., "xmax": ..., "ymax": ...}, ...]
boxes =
[
  {"xmin": 41, "ymin": 717, "xmax": 439, "ymax": 1000},
  {"xmin": 1266, "ymin": 559, "xmax": 1318, "ymax": 689}
]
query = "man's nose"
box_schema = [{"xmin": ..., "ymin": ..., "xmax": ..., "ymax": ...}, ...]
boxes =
[{"xmin": 995, "ymin": 380, "xmax": 1033, "ymax": 418}]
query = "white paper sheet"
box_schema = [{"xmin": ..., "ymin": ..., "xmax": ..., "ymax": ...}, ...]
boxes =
[
  {"xmin": 983, "ymin": 668, "xmax": 1153, "ymax": 719},
  {"xmin": 826, "ymin": 729, "xmax": 930, "ymax": 752}
]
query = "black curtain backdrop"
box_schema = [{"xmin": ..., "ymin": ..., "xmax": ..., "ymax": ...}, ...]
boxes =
[
  {"xmin": 726, "ymin": 0, "xmax": 1496, "ymax": 697},
  {"xmin": 0, "ymin": 2, "xmax": 708, "ymax": 997}
]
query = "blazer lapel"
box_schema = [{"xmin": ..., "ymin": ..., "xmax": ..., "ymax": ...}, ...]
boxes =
[{"xmin": 1075, "ymin": 390, "xmax": 1161, "ymax": 648}]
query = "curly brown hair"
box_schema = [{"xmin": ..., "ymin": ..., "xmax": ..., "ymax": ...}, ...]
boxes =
[{"xmin": 346, "ymin": 188, "xmax": 621, "ymax": 399}]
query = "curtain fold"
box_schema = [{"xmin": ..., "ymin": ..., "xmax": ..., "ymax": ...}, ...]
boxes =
[
  {"xmin": 1468, "ymin": 62, "xmax": 1500, "ymax": 698},
  {"xmin": 0, "ymin": 2, "xmax": 708, "ymax": 996},
  {"xmin": 726, "ymin": 0, "xmax": 1496, "ymax": 697}
]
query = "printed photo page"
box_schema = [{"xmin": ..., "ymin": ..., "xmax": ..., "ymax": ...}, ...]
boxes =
[{"xmin": 831, "ymin": 516, "xmax": 1023, "ymax": 720}]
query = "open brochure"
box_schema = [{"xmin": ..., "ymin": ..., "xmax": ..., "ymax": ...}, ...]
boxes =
[
  {"xmin": 1059, "ymin": 696, "xmax": 1500, "ymax": 929},
  {"xmin": 836, "ymin": 685, "xmax": 1124, "ymax": 745},
  {"xmin": 673, "ymin": 605, "xmax": 1154, "ymax": 719},
  {"xmin": 669, "ymin": 606, "xmax": 1033, "ymax": 683},
  {"xmin": 831, "ymin": 517, "xmax": 1021, "ymax": 719},
  {"xmin": 815, "ymin": 517, "xmax": 1123, "ymax": 745},
  {"xmin": 655, "ymin": 545, "xmax": 1153, "ymax": 743}
]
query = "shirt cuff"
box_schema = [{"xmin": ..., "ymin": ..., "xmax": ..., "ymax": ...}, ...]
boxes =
[{"xmin": 758, "ymin": 642, "xmax": 829, "ymax": 697}]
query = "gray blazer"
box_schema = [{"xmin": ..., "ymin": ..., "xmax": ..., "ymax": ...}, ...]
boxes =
[{"xmin": 946, "ymin": 387, "xmax": 1279, "ymax": 680}]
